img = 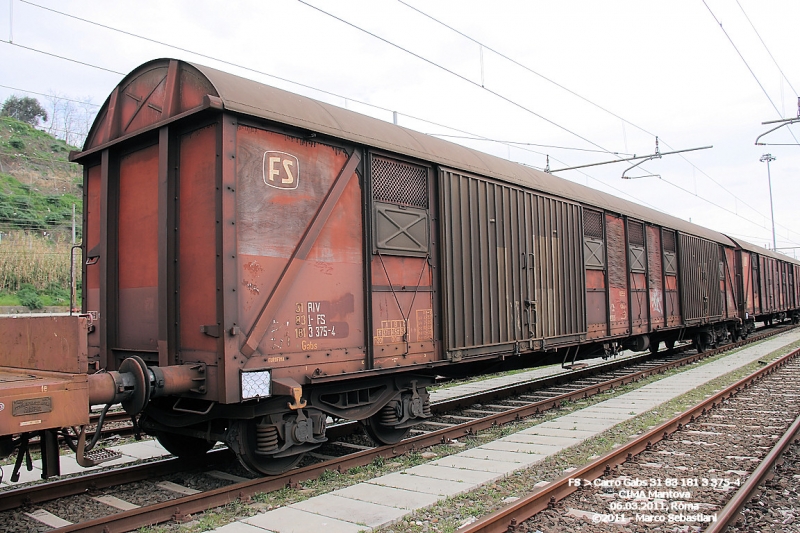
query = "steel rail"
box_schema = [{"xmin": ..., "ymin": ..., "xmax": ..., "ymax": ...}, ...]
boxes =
[
  {"xmin": 47, "ymin": 328, "xmax": 792, "ymax": 533},
  {"xmin": 456, "ymin": 346, "xmax": 800, "ymax": 533},
  {"xmin": 0, "ymin": 325, "xmax": 784, "ymax": 528},
  {"xmin": 703, "ymin": 411, "xmax": 800, "ymax": 532},
  {"xmin": 2, "ymin": 344, "xmax": 685, "ymax": 509},
  {"xmin": 0, "ymin": 335, "xmax": 695, "ymax": 510},
  {"xmin": 0, "ymin": 449, "xmax": 231, "ymax": 512},
  {"xmin": 329, "ymin": 325, "xmax": 785, "ymax": 438},
  {"xmin": 327, "ymin": 343, "xmax": 693, "ymax": 439},
  {"xmin": 24, "ymin": 410, "xmax": 135, "ymax": 453}
]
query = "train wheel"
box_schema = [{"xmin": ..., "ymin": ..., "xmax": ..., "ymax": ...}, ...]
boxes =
[
  {"xmin": 649, "ymin": 340, "xmax": 660, "ymax": 355},
  {"xmin": 361, "ymin": 403, "xmax": 410, "ymax": 445},
  {"xmin": 231, "ymin": 420, "xmax": 304, "ymax": 476},
  {"xmin": 155, "ymin": 432, "xmax": 215, "ymax": 458},
  {"xmin": 693, "ymin": 334, "xmax": 708, "ymax": 353},
  {"xmin": 362, "ymin": 416, "xmax": 409, "ymax": 445}
]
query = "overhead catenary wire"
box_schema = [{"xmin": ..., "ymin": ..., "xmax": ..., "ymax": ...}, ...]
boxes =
[
  {"xmin": 734, "ymin": 0, "xmax": 798, "ymax": 98},
  {"xmin": 6, "ymin": 1, "xmax": 798, "ymax": 246},
  {"xmin": 0, "ymin": 84, "xmax": 100, "ymax": 107},
  {"xmin": 701, "ymin": 0, "xmax": 799, "ymax": 137},
  {"xmin": 299, "ymin": 0, "xmax": 800, "ymax": 246},
  {"xmin": 397, "ymin": 0, "xmax": 800, "ymax": 243},
  {"xmin": 0, "ymin": 40, "xmax": 124, "ymax": 75},
  {"xmin": 296, "ymin": 0, "xmax": 621, "ymax": 157},
  {"xmin": 0, "ymin": 48, "xmax": 661, "ymax": 214},
  {"xmin": 429, "ymin": 134, "xmax": 635, "ymax": 156},
  {"xmin": 15, "ymin": 1, "xmax": 627, "ymax": 160},
  {"xmin": 11, "ymin": 0, "xmax": 665, "ymax": 211}
]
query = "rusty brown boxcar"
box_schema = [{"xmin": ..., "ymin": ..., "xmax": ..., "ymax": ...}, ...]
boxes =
[{"xmin": 1, "ymin": 58, "xmax": 799, "ymax": 478}]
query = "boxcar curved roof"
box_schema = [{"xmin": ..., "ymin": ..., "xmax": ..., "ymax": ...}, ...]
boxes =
[
  {"xmin": 725, "ymin": 236, "xmax": 790, "ymax": 261},
  {"xmin": 80, "ymin": 58, "xmax": 794, "ymax": 262},
  {"xmin": 191, "ymin": 61, "xmax": 735, "ymax": 244}
]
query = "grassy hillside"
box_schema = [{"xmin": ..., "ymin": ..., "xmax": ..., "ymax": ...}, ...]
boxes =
[{"xmin": 0, "ymin": 116, "xmax": 82, "ymax": 308}]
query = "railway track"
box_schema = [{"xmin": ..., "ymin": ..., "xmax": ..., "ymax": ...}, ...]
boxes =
[
  {"xmin": 720, "ymin": 419, "xmax": 800, "ymax": 531},
  {"xmin": 0, "ymin": 324, "xmax": 794, "ymax": 532},
  {"xmin": 459, "ymin": 332, "xmax": 800, "ymax": 533}
]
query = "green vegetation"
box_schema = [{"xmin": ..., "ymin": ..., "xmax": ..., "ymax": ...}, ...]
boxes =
[
  {"xmin": 0, "ymin": 173, "xmax": 81, "ymax": 232},
  {"xmin": 1, "ymin": 95, "xmax": 48, "ymax": 126},
  {"xmin": 0, "ymin": 114, "xmax": 82, "ymax": 309}
]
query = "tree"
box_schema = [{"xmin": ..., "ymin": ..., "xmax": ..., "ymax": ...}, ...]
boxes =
[
  {"xmin": 1, "ymin": 95, "xmax": 48, "ymax": 126},
  {"xmin": 45, "ymin": 94, "xmax": 96, "ymax": 147}
]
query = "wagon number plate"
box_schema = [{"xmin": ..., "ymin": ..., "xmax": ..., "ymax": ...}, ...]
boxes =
[{"xmin": 12, "ymin": 397, "xmax": 52, "ymax": 416}]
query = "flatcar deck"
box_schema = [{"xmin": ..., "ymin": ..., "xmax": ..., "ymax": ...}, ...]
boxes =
[{"xmin": 0, "ymin": 368, "xmax": 89, "ymax": 437}]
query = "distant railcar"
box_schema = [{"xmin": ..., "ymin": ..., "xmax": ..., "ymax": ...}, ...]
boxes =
[{"xmin": 1, "ymin": 58, "xmax": 798, "ymax": 477}]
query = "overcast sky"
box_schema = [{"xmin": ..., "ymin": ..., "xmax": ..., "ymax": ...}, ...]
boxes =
[{"xmin": 1, "ymin": 0, "xmax": 798, "ymax": 254}]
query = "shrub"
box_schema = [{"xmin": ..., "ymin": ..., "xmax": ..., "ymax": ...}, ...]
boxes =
[
  {"xmin": 17, "ymin": 284, "xmax": 43, "ymax": 309},
  {"xmin": 9, "ymin": 137, "xmax": 24, "ymax": 150},
  {"xmin": 45, "ymin": 281, "xmax": 70, "ymax": 305}
]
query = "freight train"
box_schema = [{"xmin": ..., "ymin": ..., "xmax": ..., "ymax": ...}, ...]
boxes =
[{"xmin": 1, "ymin": 58, "xmax": 798, "ymax": 478}]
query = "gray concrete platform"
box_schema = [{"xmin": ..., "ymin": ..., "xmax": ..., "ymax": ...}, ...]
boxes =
[
  {"xmin": 292, "ymin": 494, "xmax": 406, "ymax": 528},
  {"xmin": 519, "ymin": 426, "xmax": 599, "ymax": 438},
  {"xmin": 369, "ymin": 471, "xmax": 473, "ymax": 496},
  {"xmin": 244, "ymin": 506, "xmax": 367, "ymax": 533},
  {"xmin": 209, "ymin": 330, "xmax": 800, "ymax": 533},
  {"xmin": 562, "ymin": 409, "xmax": 633, "ymax": 421},
  {"xmin": 501, "ymin": 433, "xmax": 584, "ymax": 447},
  {"xmin": 459, "ymin": 447, "xmax": 542, "ymax": 463},
  {"xmin": 480, "ymin": 440, "xmax": 566, "ymax": 455},
  {"xmin": 213, "ymin": 522, "xmax": 267, "ymax": 533},
  {"xmin": 536, "ymin": 416, "xmax": 618, "ymax": 432},
  {"xmin": 400, "ymin": 463, "xmax": 502, "ymax": 485},
  {"xmin": 432, "ymin": 455, "xmax": 521, "ymax": 473},
  {"xmin": 333, "ymin": 482, "xmax": 442, "ymax": 510}
]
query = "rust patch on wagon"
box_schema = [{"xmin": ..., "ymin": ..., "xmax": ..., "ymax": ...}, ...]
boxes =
[
  {"xmin": 242, "ymin": 280, "xmax": 260, "ymax": 295},
  {"xmin": 244, "ymin": 260, "xmax": 264, "ymax": 274}
]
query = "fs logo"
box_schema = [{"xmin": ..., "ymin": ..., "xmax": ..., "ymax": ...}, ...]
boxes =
[{"xmin": 262, "ymin": 151, "xmax": 299, "ymax": 190}]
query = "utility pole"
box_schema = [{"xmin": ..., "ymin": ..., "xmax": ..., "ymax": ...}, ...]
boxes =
[
  {"xmin": 760, "ymin": 153, "xmax": 777, "ymax": 250},
  {"xmin": 71, "ymin": 203, "xmax": 76, "ymax": 313}
]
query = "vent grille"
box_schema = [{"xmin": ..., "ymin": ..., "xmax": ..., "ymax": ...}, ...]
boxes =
[
  {"xmin": 628, "ymin": 221, "xmax": 644, "ymax": 246},
  {"xmin": 662, "ymin": 230, "xmax": 676, "ymax": 252},
  {"xmin": 583, "ymin": 210, "xmax": 603, "ymax": 239},
  {"xmin": 372, "ymin": 156, "xmax": 428, "ymax": 209}
]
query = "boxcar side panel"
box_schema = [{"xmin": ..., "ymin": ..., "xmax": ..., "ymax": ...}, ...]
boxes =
[
  {"xmin": 85, "ymin": 164, "xmax": 101, "ymax": 363},
  {"xmin": 678, "ymin": 233, "xmax": 723, "ymax": 323},
  {"xmin": 739, "ymin": 251, "xmax": 755, "ymax": 318},
  {"xmin": 662, "ymin": 229, "xmax": 681, "ymax": 327},
  {"xmin": 117, "ymin": 144, "xmax": 159, "ymax": 351},
  {"xmin": 646, "ymin": 225, "xmax": 665, "ymax": 329},
  {"xmin": 234, "ymin": 126, "xmax": 367, "ymax": 381},
  {"xmin": 583, "ymin": 209, "xmax": 607, "ymax": 340},
  {"xmin": 369, "ymin": 154, "xmax": 437, "ymax": 369},
  {"xmin": 723, "ymin": 247, "xmax": 737, "ymax": 319},
  {"xmin": 438, "ymin": 168, "xmax": 584, "ymax": 356},
  {"xmin": 178, "ymin": 124, "xmax": 219, "ymax": 362},
  {"xmin": 627, "ymin": 219, "xmax": 648, "ymax": 335},
  {"xmin": 605, "ymin": 214, "xmax": 628, "ymax": 336}
]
